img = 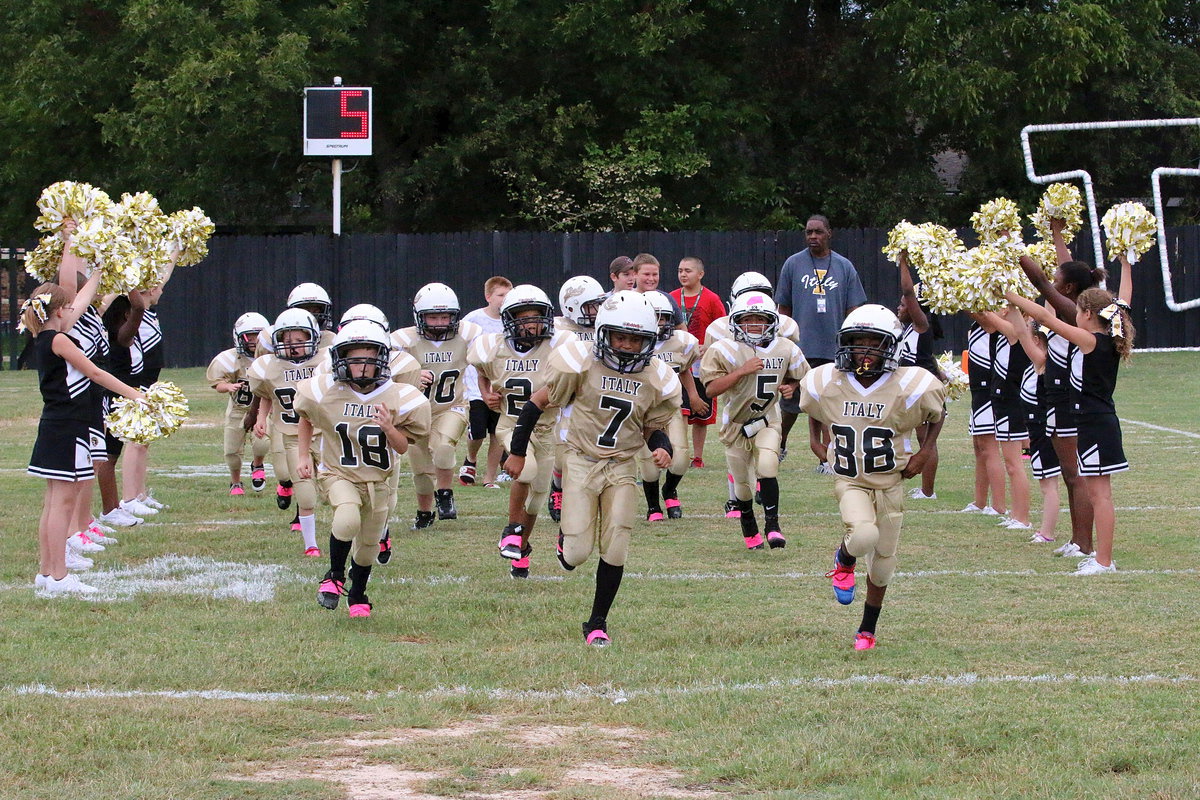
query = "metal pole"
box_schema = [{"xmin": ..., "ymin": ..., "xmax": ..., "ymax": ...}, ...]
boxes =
[{"xmin": 332, "ymin": 158, "xmax": 342, "ymax": 236}]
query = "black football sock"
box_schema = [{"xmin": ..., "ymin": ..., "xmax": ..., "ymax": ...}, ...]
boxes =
[
  {"xmin": 642, "ymin": 479, "xmax": 661, "ymax": 511},
  {"xmin": 348, "ymin": 562, "xmax": 372, "ymax": 599},
  {"xmin": 758, "ymin": 477, "xmax": 779, "ymax": 518},
  {"xmin": 837, "ymin": 544, "xmax": 857, "ymax": 568},
  {"xmin": 279, "ymin": 479, "xmax": 293, "ymax": 489},
  {"xmin": 859, "ymin": 603, "xmax": 882, "ymax": 635},
  {"xmin": 328, "ymin": 536, "xmax": 351, "ymax": 580},
  {"xmin": 662, "ymin": 470, "xmax": 683, "ymax": 500},
  {"xmin": 589, "ymin": 558, "xmax": 624, "ymax": 627},
  {"xmin": 551, "ymin": 474, "xmax": 562, "ymax": 493}
]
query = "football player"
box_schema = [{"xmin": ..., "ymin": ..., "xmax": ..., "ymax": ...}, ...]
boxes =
[
  {"xmin": 547, "ymin": 275, "xmax": 606, "ymax": 522},
  {"xmin": 391, "ymin": 283, "xmax": 483, "ymax": 528},
  {"xmin": 248, "ymin": 308, "xmax": 327, "ymax": 556},
  {"xmin": 295, "ymin": 320, "xmax": 432, "ymax": 618},
  {"xmin": 504, "ymin": 290, "xmax": 681, "ymax": 645},
  {"xmin": 467, "ymin": 284, "xmax": 566, "ymax": 578},
  {"xmin": 700, "ymin": 293, "xmax": 808, "ymax": 550},
  {"xmin": 799, "ymin": 305, "xmax": 945, "ymax": 650},
  {"xmin": 206, "ymin": 312, "xmax": 271, "ymax": 495},
  {"xmin": 640, "ymin": 290, "xmax": 705, "ymax": 520}
]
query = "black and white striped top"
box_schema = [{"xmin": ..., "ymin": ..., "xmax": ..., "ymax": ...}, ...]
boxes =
[
  {"xmin": 132, "ymin": 309, "xmax": 164, "ymax": 375},
  {"xmin": 1042, "ymin": 328, "xmax": 1075, "ymax": 404},
  {"xmin": 36, "ymin": 330, "xmax": 92, "ymax": 421},
  {"xmin": 898, "ymin": 323, "xmax": 938, "ymax": 375},
  {"xmin": 966, "ymin": 323, "xmax": 994, "ymax": 393}
]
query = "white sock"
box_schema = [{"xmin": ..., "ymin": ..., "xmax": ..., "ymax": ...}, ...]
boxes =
[{"xmin": 299, "ymin": 514, "xmax": 318, "ymax": 550}]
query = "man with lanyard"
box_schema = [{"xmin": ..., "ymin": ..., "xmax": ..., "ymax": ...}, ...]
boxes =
[{"xmin": 775, "ymin": 214, "xmax": 867, "ymax": 471}]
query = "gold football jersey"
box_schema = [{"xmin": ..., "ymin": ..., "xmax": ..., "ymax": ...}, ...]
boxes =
[
  {"xmin": 703, "ymin": 314, "xmax": 800, "ymax": 347},
  {"xmin": 294, "ymin": 373, "xmax": 431, "ymax": 483},
  {"xmin": 389, "ymin": 319, "xmax": 483, "ymax": 413},
  {"xmin": 544, "ymin": 339, "xmax": 682, "ymax": 461},
  {"xmin": 468, "ymin": 331, "xmax": 569, "ymax": 427},
  {"xmin": 206, "ymin": 347, "xmax": 255, "ymax": 411},
  {"xmin": 799, "ymin": 363, "xmax": 946, "ymax": 489},
  {"xmin": 700, "ymin": 335, "xmax": 808, "ymax": 444},
  {"xmin": 247, "ymin": 351, "xmax": 327, "ymax": 435},
  {"xmin": 652, "ymin": 330, "xmax": 699, "ymax": 376},
  {"xmin": 554, "ymin": 316, "xmax": 596, "ymax": 343}
]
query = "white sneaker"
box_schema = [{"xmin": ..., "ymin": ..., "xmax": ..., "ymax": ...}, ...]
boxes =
[
  {"xmin": 34, "ymin": 574, "xmax": 49, "ymax": 589},
  {"xmin": 960, "ymin": 503, "xmax": 983, "ymax": 513},
  {"xmin": 778, "ymin": 447, "xmax": 788, "ymax": 463},
  {"xmin": 1074, "ymin": 558, "xmax": 1116, "ymax": 576},
  {"xmin": 139, "ymin": 493, "xmax": 166, "ymax": 510},
  {"xmin": 92, "ymin": 519, "xmax": 116, "ymax": 534},
  {"xmin": 981, "ymin": 506, "xmax": 1001, "ymax": 516},
  {"xmin": 100, "ymin": 507, "xmax": 143, "ymax": 527},
  {"xmin": 39, "ymin": 573, "xmax": 98, "ymax": 595},
  {"xmin": 67, "ymin": 532, "xmax": 104, "ymax": 553},
  {"xmin": 64, "ymin": 550, "xmax": 94, "ymax": 570},
  {"xmin": 815, "ymin": 462, "xmax": 835, "ymax": 475},
  {"xmin": 496, "ymin": 472, "xmax": 513, "ymax": 483},
  {"xmin": 1053, "ymin": 542, "xmax": 1085, "ymax": 558},
  {"xmin": 121, "ymin": 498, "xmax": 157, "ymax": 517},
  {"xmin": 87, "ymin": 526, "xmax": 118, "ymax": 545},
  {"xmin": 1029, "ymin": 532, "xmax": 1055, "ymax": 543},
  {"xmin": 909, "ymin": 488, "xmax": 936, "ymax": 500},
  {"xmin": 1002, "ymin": 519, "xmax": 1032, "ymax": 530}
]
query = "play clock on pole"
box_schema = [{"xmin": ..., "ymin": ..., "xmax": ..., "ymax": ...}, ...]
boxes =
[{"xmin": 304, "ymin": 87, "xmax": 373, "ymax": 156}]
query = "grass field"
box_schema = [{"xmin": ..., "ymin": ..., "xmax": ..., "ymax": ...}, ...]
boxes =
[{"xmin": 1, "ymin": 353, "xmax": 1198, "ymax": 799}]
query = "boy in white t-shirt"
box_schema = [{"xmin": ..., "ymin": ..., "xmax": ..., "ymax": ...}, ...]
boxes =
[{"xmin": 458, "ymin": 276, "xmax": 512, "ymax": 487}]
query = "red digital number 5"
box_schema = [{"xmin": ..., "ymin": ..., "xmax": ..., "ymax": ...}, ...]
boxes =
[{"xmin": 340, "ymin": 90, "xmax": 368, "ymax": 139}]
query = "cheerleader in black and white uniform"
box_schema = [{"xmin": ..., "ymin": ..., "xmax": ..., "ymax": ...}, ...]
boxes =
[
  {"xmin": 1008, "ymin": 253, "xmax": 1134, "ymax": 574},
  {"xmin": 24, "ymin": 284, "xmax": 144, "ymax": 595},
  {"xmin": 896, "ymin": 251, "xmax": 945, "ymax": 501},
  {"xmin": 1006, "ymin": 307, "xmax": 1061, "ymax": 544},
  {"xmin": 962, "ymin": 317, "xmax": 1005, "ymax": 516}
]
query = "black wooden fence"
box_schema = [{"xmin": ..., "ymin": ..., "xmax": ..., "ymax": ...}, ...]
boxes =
[{"xmin": 4, "ymin": 227, "xmax": 1200, "ymax": 369}]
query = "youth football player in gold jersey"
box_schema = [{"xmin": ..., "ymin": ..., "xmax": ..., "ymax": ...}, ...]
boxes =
[
  {"xmin": 391, "ymin": 283, "xmax": 484, "ymax": 528},
  {"xmin": 799, "ymin": 305, "xmax": 945, "ymax": 651},
  {"xmin": 505, "ymin": 291, "xmax": 681, "ymax": 645},
  {"xmin": 641, "ymin": 290, "xmax": 705, "ymax": 520},
  {"xmin": 294, "ymin": 321, "xmax": 432, "ymax": 618},
  {"xmin": 207, "ymin": 312, "xmax": 270, "ymax": 496},
  {"xmin": 701, "ymin": 293, "xmax": 808, "ymax": 549},
  {"xmin": 468, "ymin": 284, "xmax": 568, "ymax": 578},
  {"xmin": 248, "ymin": 308, "xmax": 327, "ymax": 555},
  {"xmin": 548, "ymin": 275, "xmax": 606, "ymax": 522}
]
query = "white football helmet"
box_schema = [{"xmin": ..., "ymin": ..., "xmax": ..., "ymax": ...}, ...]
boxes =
[
  {"xmin": 331, "ymin": 319, "xmax": 392, "ymax": 389},
  {"xmin": 339, "ymin": 303, "xmax": 389, "ymax": 332},
  {"xmin": 287, "ymin": 282, "xmax": 333, "ymax": 331},
  {"xmin": 729, "ymin": 271, "xmax": 773, "ymax": 306},
  {"xmin": 271, "ymin": 308, "xmax": 319, "ymax": 363},
  {"xmin": 729, "ymin": 292, "xmax": 779, "ymax": 348},
  {"xmin": 644, "ymin": 290, "xmax": 676, "ymax": 341},
  {"xmin": 501, "ymin": 284, "xmax": 555, "ymax": 351},
  {"xmin": 594, "ymin": 290, "xmax": 658, "ymax": 374},
  {"xmin": 835, "ymin": 304, "xmax": 903, "ymax": 377},
  {"xmin": 233, "ymin": 312, "xmax": 269, "ymax": 357},
  {"xmin": 412, "ymin": 282, "xmax": 461, "ymax": 341},
  {"xmin": 558, "ymin": 275, "xmax": 607, "ymax": 327}
]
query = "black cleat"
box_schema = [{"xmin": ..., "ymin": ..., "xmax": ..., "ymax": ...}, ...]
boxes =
[
  {"xmin": 276, "ymin": 482, "xmax": 293, "ymax": 510},
  {"xmin": 317, "ymin": 571, "xmax": 345, "ymax": 610},
  {"xmin": 556, "ymin": 529, "xmax": 575, "ymax": 572},
  {"xmin": 664, "ymin": 498, "xmax": 683, "ymax": 519},
  {"xmin": 412, "ymin": 510, "xmax": 436, "ymax": 530},
  {"xmin": 435, "ymin": 489, "xmax": 457, "ymax": 520},
  {"xmin": 765, "ymin": 517, "xmax": 786, "ymax": 549},
  {"xmin": 548, "ymin": 490, "xmax": 563, "ymax": 523},
  {"xmin": 509, "ymin": 544, "xmax": 532, "ymax": 579},
  {"xmin": 376, "ymin": 528, "xmax": 393, "ymax": 565}
]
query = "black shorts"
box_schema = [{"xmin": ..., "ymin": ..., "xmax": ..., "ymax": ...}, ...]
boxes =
[
  {"xmin": 468, "ymin": 399, "xmax": 500, "ymax": 441},
  {"xmin": 1023, "ymin": 404, "xmax": 1061, "ymax": 480},
  {"xmin": 89, "ymin": 391, "xmax": 109, "ymax": 464},
  {"xmin": 102, "ymin": 394, "xmax": 125, "ymax": 458},
  {"xmin": 1076, "ymin": 412, "xmax": 1128, "ymax": 476},
  {"xmin": 779, "ymin": 357, "xmax": 832, "ymax": 415},
  {"xmin": 29, "ymin": 418, "xmax": 95, "ymax": 482},
  {"xmin": 133, "ymin": 368, "xmax": 161, "ymax": 391}
]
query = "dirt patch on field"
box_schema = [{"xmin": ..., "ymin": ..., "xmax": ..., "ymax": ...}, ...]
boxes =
[{"xmin": 235, "ymin": 716, "xmax": 721, "ymax": 799}]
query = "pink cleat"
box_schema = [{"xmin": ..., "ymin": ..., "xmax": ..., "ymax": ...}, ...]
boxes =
[
  {"xmin": 854, "ymin": 631, "xmax": 876, "ymax": 651},
  {"xmin": 229, "ymin": 483, "xmax": 244, "ymax": 496},
  {"xmin": 348, "ymin": 600, "xmax": 372, "ymax": 618},
  {"xmin": 304, "ymin": 547, "xmax": 322, "ymax": 558},
  {"xmin": 744, "ymin": 533, "xmax": 765, "ymax": 550},
  {"xmin": 664, "ymin": 498, "xmax": 682, "ymax": 519},
  {"xmin": 827, "ymin": 553, "xmax": 856, "ymax": 605},
  {"xmin": 766, "ymin": 531, "xmax": 786, "ymax": 549},
  {"xmin": 498, "ymin": 528, "xmax": 525, "ymax": 560},
  {"xmin": 317, "ymin": 574, "xmax": 345, "ymax": 610},
  {"xmin": 646, "ymin": 509, "xmax": 665, "ymax": 522},
  {"xmin": 724, "ymin": 501, "xmax": 741, "ymax": 519}
]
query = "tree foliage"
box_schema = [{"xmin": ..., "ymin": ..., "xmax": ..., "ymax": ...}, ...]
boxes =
[{"xmin": 1, "ymin": 1, "xmax": 1199, "ymax": 237}]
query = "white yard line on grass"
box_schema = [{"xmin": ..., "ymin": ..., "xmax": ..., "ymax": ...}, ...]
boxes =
[
  {"xmin": 1118, "ymin": 417, "xmax": 1200, "ymax": 440},
  {"xmin": 9, "ymin": 672, "xmax": 1195, "ymax": 706}
]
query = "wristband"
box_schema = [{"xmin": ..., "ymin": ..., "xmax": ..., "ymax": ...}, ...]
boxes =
[
  {"xmin": 508, "ymin": 400, "xmax": 544, "ymax": 457},
  {"xmin": 647, "ymin": 429, "xmax": 672, "ymax": 456}
]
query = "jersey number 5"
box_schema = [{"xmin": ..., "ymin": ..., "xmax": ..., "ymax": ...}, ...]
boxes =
[{"xmin": 829, "ymin": 424, "xmax": 896, "ymax": 478}]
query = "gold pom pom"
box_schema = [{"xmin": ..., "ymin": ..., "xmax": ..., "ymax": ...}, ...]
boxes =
[
  {"xmin": 935, "ymin": 352, "xmax": 969, "ymax": 402},
  {"xmin": 1029, "ymin": 183, "xmax": 1084, "ymax": 244},
  {"xmin": 1101, "ymin": 202, "xmax": 1157, "ymax": 264},
  {"xmin": 106, "ymin": 381, "xmax": 190, "ymax": 444},
  {"xmin": 970, "ymin": 198, "xmax": 1022, "ymax": 246},
  {"xmin": 166, "ymin": 207, "xmax": 214, "ymax": 267}
]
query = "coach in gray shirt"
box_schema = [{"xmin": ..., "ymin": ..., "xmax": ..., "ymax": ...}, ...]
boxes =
[{"xmin": 775, "ymin": 214, "xmax": 867, "ymax": 469}]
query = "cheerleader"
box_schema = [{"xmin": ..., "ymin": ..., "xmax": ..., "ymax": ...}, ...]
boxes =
[
  {"xmin": 24, "ymin": 285, "xmax": 143, "ymax": 595},
  {"xmin": 962, "ymin": 316, "xmax": 1005, "ymax": 516},
  {"xmin": 896, "ymin": 251, "xmax": 945, "ymax": 501},
  {"xmin": 1007, "ymin": 252, "xmax": 1134, "ymax": 574}
]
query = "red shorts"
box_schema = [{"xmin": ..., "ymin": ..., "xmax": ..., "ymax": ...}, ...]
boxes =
[{"xmin": 683, "ymin": 382, "xmax": 717, "ymax": 426}]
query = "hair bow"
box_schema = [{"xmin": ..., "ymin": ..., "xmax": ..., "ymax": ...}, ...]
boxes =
[
  {"xmin": 1098, "ymin": 303, "xmax": 1125, "ymax": 340},
  {"xmin": 16, "ymin": 292, "xmax": 53, "ymax": 333}
]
